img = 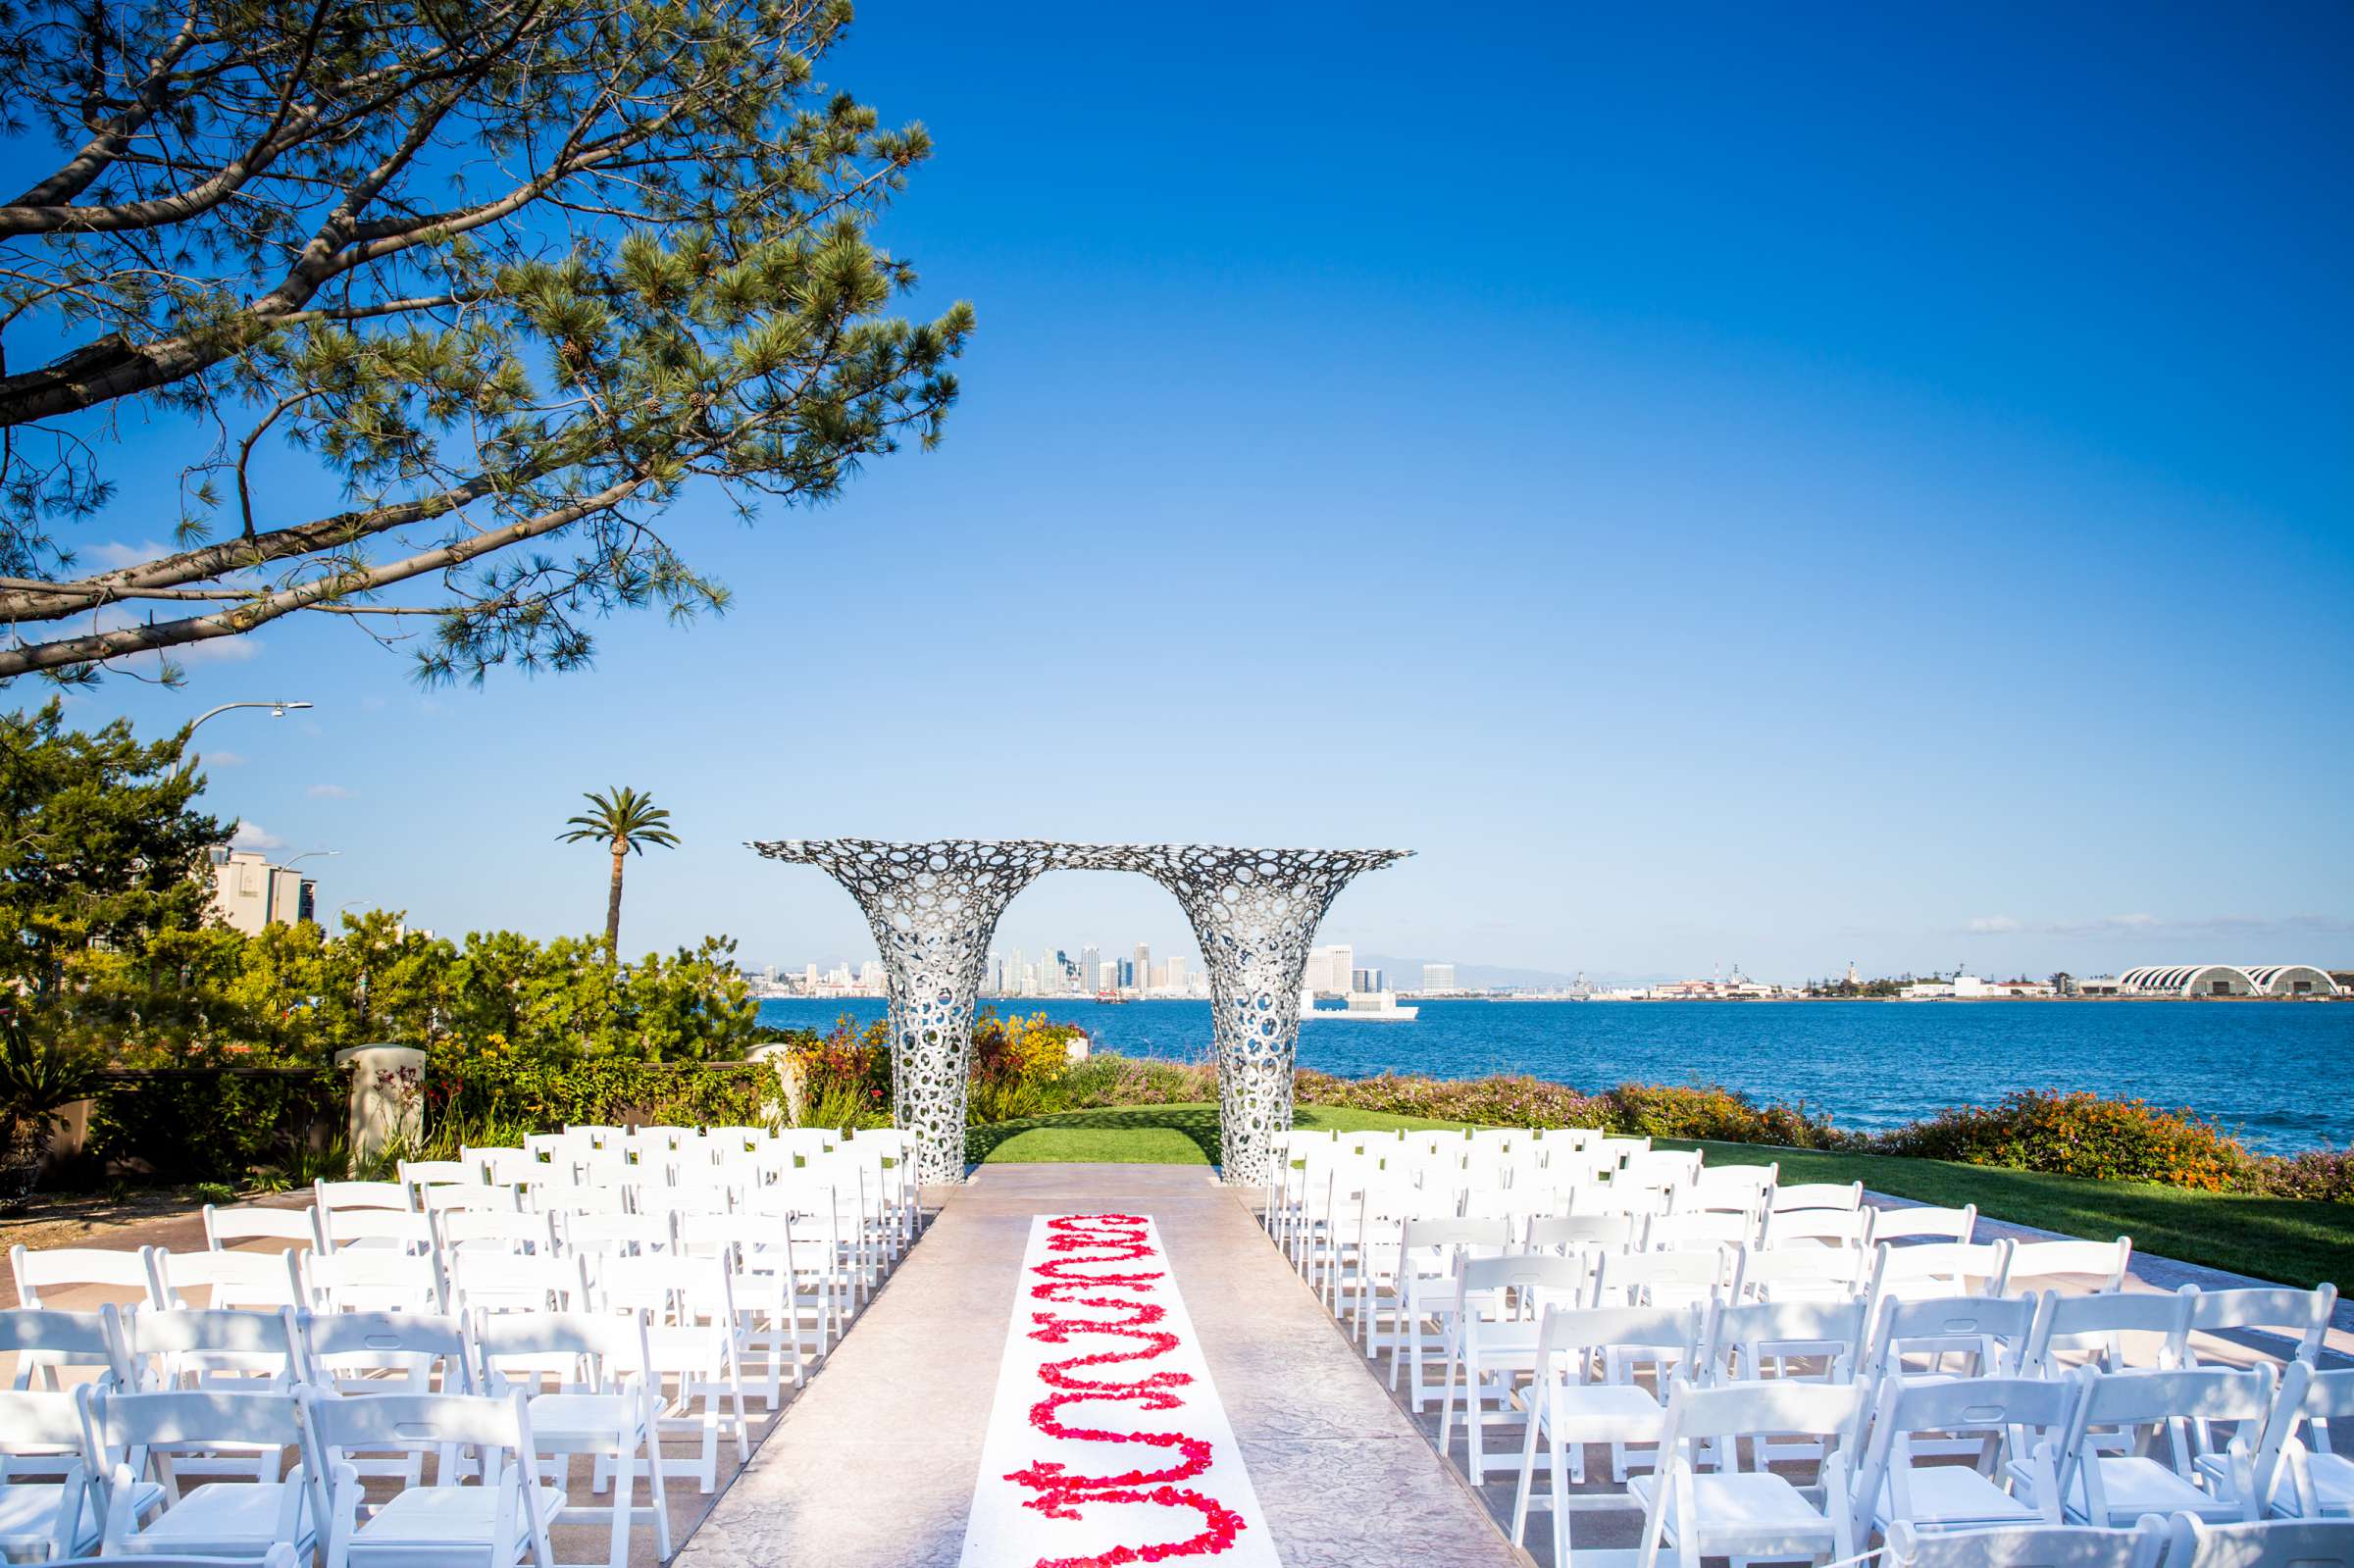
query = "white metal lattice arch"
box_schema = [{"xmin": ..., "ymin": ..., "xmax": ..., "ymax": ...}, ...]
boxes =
[{"xmin": 748, "ymin": 838, "xmax": 1409, "ymax": 1186}]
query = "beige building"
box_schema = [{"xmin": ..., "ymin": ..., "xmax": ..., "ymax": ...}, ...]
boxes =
[{"xmin": 209, "ymin": 849, "xmax": 313, "ymax": 934}]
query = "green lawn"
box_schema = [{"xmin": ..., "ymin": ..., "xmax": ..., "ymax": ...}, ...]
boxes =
[
  {"xmin": 963, "ymin": 1104, "xmax": 2354, "ymax": 1293},
  {"xmin": 1663, "ymin": 1138, "xmax": 2353, "ymax": 1295},
  {"xmin": 965, "ymin": 1102, "xmax": 1461, "ymax": 1166}
]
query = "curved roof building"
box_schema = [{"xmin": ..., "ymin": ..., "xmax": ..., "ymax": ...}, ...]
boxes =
[
  {"xmin": 2241, "ymin": 964, "xmax": 2341, "ymax": 997},
  {"xmin": 2117, "ymin": 964, "xmax": 2258, "ymax": 996},
  {"xmin": 2117, "ymin": 964, "xmax": 2341, "ymax": 997}
]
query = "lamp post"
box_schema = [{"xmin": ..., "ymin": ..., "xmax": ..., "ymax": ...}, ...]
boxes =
[{"xmin": 181, "ymin": 700, "xmax": 313, "ymax": 774}]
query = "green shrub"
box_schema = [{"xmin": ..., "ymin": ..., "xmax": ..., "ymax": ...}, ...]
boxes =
[
  {"xmin": 1601, "ymin": 1083, "xmax": 1845, "ymax": 1148},
  {"xmin": 424, "ymin": 1045, "xmax": 783, "ymax": 1134},
  {"xmin": 192, "ymin": 1181, "xmax": 236, "ymax": 1205},
  {"xmin": 85, "ymin": 1069, "xmax": 342, "ymax": 1185},
  {"xmin": 1874, "ymin": 1089, "xmax": 2250, "ymax": 1189}
]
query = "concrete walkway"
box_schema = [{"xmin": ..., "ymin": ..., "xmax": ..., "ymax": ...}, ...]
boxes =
[{"xmin": 674, "ymin": 1163, "xmax": 1525, "ymax": 1568}]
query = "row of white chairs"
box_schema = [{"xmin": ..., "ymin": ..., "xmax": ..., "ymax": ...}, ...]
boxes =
[
  {"xmin": 1513, "ymin": 1352, "xmax": 2354, "ymax": 1568},
  {"xmin": 1263, "ymin": 1127, "xmax": 2348, "ymax": 1568},
  {"xmin": 14, "ymin": 1222, "xmax": 835, "ymax": 1422},
  {"xmin": 0, "ymin": 1298, "xmax": 715, "ymax": 1567}
]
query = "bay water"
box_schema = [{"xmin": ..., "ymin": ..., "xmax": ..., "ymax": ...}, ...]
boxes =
[{"xmin": 754, "ymin": 997, "xmax": 2354, "ymax": 1155}]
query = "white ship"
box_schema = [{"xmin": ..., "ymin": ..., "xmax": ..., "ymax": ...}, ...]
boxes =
[{"xmin": 1298, "ymin": 986, "xmax": 1418, "ymax": 1022}]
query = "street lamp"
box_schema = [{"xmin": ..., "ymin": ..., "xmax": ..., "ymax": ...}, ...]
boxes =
[
  {"xmin": 182, "ymin": 700, "xmax": 314, "ymax": 773},
  {"xmin": 281, "ymin": 849, "xmax": 339, "ymax": 870}
]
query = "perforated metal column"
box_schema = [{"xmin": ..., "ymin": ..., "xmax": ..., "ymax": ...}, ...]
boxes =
[
  {"xmin": 1138, "ymin": 847, "xmax": 1407, "ymax": 1188},
  {"xmin": 751, "ymin": 839, "xmax": 1056, "ymax": 1184}
]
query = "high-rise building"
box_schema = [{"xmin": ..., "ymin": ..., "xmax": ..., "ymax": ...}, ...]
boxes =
[
  {"xmin": 1422, "ymin": 962, "xmax": 1457, "ymax": 991},
  {"xmin": 1162, "ymin": 953, "xmax": 1188, "ymax": 992},
  {"xmin": 1306, "ymin": 944, "xmax": 1355, "ymax": 994},
  {"xmin": 1352, "ymin": 967, "xmax": 1385, "ymax": 993},
  {"xmin": 1133, "ymin": 943, "xmax": 1151, "ymax": 994},
  {"xmin": 1117, "ymin": 958, "xmax": 1135, "ymax": 989},
  {"xmin": 1080, "ymin": 945, "xmax": 1101, "ymax": 992},
  {"xmin": 208, "ymin": 848, "xmax": 312, "ymax": 935}
]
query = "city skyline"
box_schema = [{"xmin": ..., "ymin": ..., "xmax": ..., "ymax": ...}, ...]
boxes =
[{"xmin": 19, "ymin": 4, "xmax": 2349, "ymax": 978}]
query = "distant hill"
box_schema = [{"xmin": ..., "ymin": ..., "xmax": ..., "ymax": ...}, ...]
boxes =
[{"xmin": 1358, "ymin": 955, "xmax": 1678, "ymax": 990}]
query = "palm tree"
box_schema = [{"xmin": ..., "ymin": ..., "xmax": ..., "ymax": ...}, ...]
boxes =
[{"xmin": 558, "ymin": 786, "xmax": 679, "ymax": 963}]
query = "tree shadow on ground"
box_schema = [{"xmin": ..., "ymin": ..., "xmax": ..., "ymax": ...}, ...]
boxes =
[{"xmin": 965, "ymin": 1104, "xmax": 1223, "ymax": 1164}]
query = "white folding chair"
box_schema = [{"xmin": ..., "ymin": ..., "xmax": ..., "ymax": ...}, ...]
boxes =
[
  {"xmin": 2, "ymin": 1305, "xmax": 129, "ymax": 1396},
  {"xmin": 1881, "ymin": 1517, "xmax": 2165, "ymax": 1568},
  {"xmin": 735, "ymin": 1182, "xmax": 853, "ymax": 1352},
  {"xmin": 0, "ymin": 1384, "xmax": 147, "ymax": 1558},
  {"xmin": 1735, "ymin": 1242, "xmax": 1868, "ymax": 1303},
  {"xmin": 588, "ymin": 1254, "xmax": 749, "ymax": 1492},
  {"xmin": 2021, "ymin": 1289, "xmax": 2190, "ymax": 1378},
  {"xmin": 2030, "ymin": 1364, "xmax": 2277, "ymax": 1526},
  {"xmin": 1873, "ymin": 1203, "xmax": 1977, "ymax": 1244},
  {"xmin": 202, "ymin": 1206, "xmax": 317, "ymax": 1252},
  {"xmin": 1851, "ymin": 1375, "xmax": 2079, "ymax": 1540},
  {"xmin": 146, "ymin": 1247, "xmax": 302, "ymax": 1312},
  {"xmin": 446, "ymin": 1253, "xmax": 592, "ymax": 1318},
  {"xmin": 1869, "ymin": 1239, "xmax": 2015, "ymax": 1302},
  {"xmin": 1385, "ymin": 1216, "xmax": 1512, "ymax": 1409},
  {"xmin": 312, "ymin": 1181, "xmax": 411, "ymax": 1214},
  {"xmin": 1439, "ymin": 1254, "xmax": 1589, "ymax": 1485},
  {"xmin": 1763, "ymin": 1208, "xmax": 1874, "ymax": 1251},
  {"xmin": 2006, "ymin": 1239, "xmax": 2132, "ymax": 1295},
  {"xmin": 76, "ymin": 1386, "xmax": 325, "ymax": 1560},
  {"xmin": 397, "ymin": 1161, "xmax": 478, "ymax": 1208},
  {"xmin": 2174, "ymin": 1285, "xmax": 2338, "ymax": 1371},
  {"xmin": 294, "ymin": 1248, "xmax": 444, "ymax": 1316},
  {"xmin": 435, "ymin": 1209, "xmax": 558, "ymax": 1257},
  {"xmin": 1866, "ymin": 1292, "xmax": 2039, "ymax": 1383},
  {"xmin": 674, "ymin": 1213, "xmax": 809, "ymax": 1405},
  {"xmin": 1593, "ymin": 1246, "xmax": 1733, "ymax": 1309},
  {"xmin": 1773, "ymin": 1182, "xmax": 1864, "ymax": 1214},
  {"xmin": 12, "ymin": 1244, "xmax": 155, "ymax": 1308},
  {"xmin": 1628, "ymin": 1378, "xmax": 1868, "ymax": 1568},
  {"xmin": 2165, "ymin": 1514, "xmax": 2354, "ymax": 1568},
  {"xmin": 472, "ymin": 1310, "xmax": 674, "ymax": 1568},
  {"xmin": 312, "ymin": 1208, "xmax": 434, "ymax": 1254},
  {"xmin": 1510, "ymin": 1300, "xmax": 1705, "ymax": 1567},
  {"xmin": 296, "ymin": 1310, "xmax": 480, "ymax": 1492},
  {"xmin": 2274, "ymin": 1365, "xmax": 2354, "ymax": 1519},
  {"xmin": 1647, "ymin": 1210, "xmax": 1759, "ymax": 1253},
  {"xmin": 300, "ymin": 1387, "xmax": 560, "ymax": 1567},
  {"xmin": 554, "ymin": 1213, "xmax": 671, "ymax": 1259}
]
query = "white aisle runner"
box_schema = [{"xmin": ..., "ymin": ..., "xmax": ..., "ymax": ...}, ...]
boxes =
[{"xmin": 960, "ymin": 1213, "xmax": 1280, "ymax": 1568}]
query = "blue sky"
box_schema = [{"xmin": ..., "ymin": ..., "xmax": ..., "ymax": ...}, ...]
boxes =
[{"xmin": 14, "ymin": 2, "xmax": 2352, "ymax": 983}]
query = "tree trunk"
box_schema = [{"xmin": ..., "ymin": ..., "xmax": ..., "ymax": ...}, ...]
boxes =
[{"xmin": 604, "ymin": 841, "xmax": 627, "ymax": 964}]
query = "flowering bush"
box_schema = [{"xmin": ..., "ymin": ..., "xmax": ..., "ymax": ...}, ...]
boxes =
[
  {"xmin": 2244, "ymin": 1146, "xmax": 2354, "ymax": 1203},
  {"xmin": 780, "ymin": 1014, "xmax": 892, "ymax": 1122},
  {"xmin": 971, "ymin": 1010, "xmax": 1085, "ymax": 1090},
  {"xmin": 1874, "ymin": 1089, "xmax": 2250, "ymax": 1190}
]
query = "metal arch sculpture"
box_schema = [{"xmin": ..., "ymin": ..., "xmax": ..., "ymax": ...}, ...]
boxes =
[
  {"xmin": 748, "ymin": 838, "xmax": 1410, "ymax": 1187},
  {"xmin": 748, "ymin": 839, "xmax": 1061, "ymax": 1184}
]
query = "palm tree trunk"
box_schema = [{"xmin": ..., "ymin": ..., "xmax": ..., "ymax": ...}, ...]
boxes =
[{"xmin": 604, "ymin": 840, "xmax": 627, "ymax": 964}]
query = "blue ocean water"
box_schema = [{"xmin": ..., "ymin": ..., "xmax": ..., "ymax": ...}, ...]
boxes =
[{"xmin": 754, "ymin": 997, "xmax": 2354, "ymax": 1155}]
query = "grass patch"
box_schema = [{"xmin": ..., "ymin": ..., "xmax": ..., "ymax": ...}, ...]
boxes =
[
  {"xmin": 963, "ymin": 1103, "xmax": 2354, "ymax": 1293},
  {"xmin": 1665, "ymin": 1139, "xmax": 2354, "ymax": 1294},
  {"xmin": 965, "ymin": 1102, "xmax": 1466, "ymax": 1166}
]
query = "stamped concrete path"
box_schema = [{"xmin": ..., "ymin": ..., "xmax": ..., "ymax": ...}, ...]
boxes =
[{"xmin": 674, "ymin": 1162, "xmax": 1525, "ymax": 1568}]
